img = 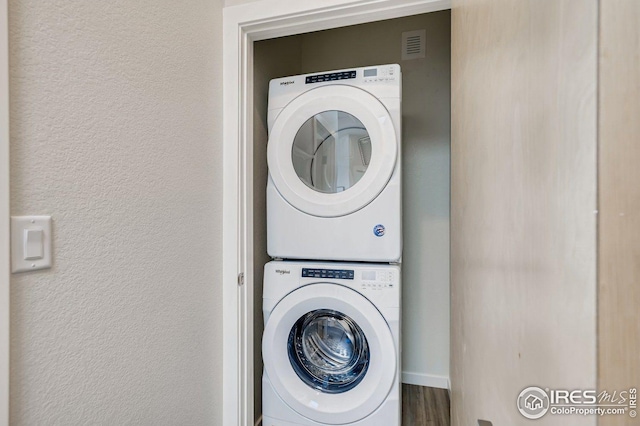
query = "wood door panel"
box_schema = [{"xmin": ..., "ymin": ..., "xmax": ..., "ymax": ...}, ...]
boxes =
[
  {"xmin": 598, "ymin": 2, "xmax": 640, "ymax": 425},
  {"xmin": 451, "ymin": 1, "xmax": 598, "ymax": 424}
]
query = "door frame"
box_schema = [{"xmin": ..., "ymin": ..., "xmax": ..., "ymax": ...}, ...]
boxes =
[
  {"xmin": 221, "ymin": 0, "xmax": 450, "ymax": 424},
  {"xmin": 1, "ymin": 0, "xmax": 9, "ymax": 424}
]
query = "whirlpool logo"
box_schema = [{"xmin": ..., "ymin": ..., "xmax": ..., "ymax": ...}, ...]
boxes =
[
  {"xmin": 275, "ymin": 269, "xmax": 290, "ymax": 275},
  {"xmin": 279, "ymin": 80, "xmax": 295, "ymax": 86},
  {"xmin": 373, "ymin": 224, "xmax": 386, "ymax": 237}
]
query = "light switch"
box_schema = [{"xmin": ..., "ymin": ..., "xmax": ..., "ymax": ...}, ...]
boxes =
[
  {"xmin": 24, "ymin": 228, "xmax": 44, "ymax": 260},
  {"xmin": 11, "ymin": 215, "xmax": 52, "ymax": 273}
]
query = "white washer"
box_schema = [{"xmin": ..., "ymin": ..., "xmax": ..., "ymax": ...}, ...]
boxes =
[
  {"xmin": 267, "ymin": 64, "xmax": 402, "ymax": 262},
  {"xmin": 262, "ymin": 261, "xmax": 401, "ymax": 426}
]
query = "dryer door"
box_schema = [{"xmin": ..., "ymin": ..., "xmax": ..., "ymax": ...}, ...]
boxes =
[
  {"xmin": 262, "ymin": 283, "xmax": 396, "ymax": 425},
  {"xmin": 267, "ymin": 85, "xmax": 398, "ymax": 218}
]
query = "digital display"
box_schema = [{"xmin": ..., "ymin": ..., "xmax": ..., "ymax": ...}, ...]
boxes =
[
  {"xmin": 364, "ymin": 69, "xmax": 377, "ymax": 77},
  {"xmin": 362, "ymin": 271, "xmax": 376, "ymax": 281}
]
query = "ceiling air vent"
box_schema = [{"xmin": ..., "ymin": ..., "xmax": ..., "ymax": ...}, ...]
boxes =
[{"xmin": 402, "ymin": 29, "xmax": 426, "ymax": 61}]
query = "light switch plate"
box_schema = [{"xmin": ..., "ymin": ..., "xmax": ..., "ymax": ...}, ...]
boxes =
[{"xmin": 11, "ymin": 215, "xmax": 52, "ymax": 273}]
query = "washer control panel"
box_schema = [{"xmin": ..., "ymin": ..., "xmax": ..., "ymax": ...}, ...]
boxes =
[
  {"xmin": 302, "ymin": 268, "xmax": 354, "ymax": 280},
  {"xmin": 360, "ymin": 269, "xmax": 396, "ymax": 290}
]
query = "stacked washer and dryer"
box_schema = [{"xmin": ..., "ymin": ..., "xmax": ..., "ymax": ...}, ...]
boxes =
[{"xmin": 263, "ymin": 64, "xmax": 403, "ymax": 426}]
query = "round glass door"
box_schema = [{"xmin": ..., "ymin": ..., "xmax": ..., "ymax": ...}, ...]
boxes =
[
  {"xmin": 267, "ymin": 85, "xmax": 397, "ymax": 217},
  {"xmin": 292, "ymin": 111, "xmax": 371, "ymax": 194},
  {"xmin": 262, "ymin": 283, "xmax": 397, "ymax": 424},
  {"xmin": 288, "ymin": 309, "xmax": 369, "ymax": 394}
]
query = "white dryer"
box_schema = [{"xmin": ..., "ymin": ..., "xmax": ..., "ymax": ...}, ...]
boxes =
[
  {"xmin": 267, "ymin": 64, "xmax": 402, "ymax": 262},
  {"xmin": 262, "ymin": 260, "xmax": 401, "ymax": 426}
]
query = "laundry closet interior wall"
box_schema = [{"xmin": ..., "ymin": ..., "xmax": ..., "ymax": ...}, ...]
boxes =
[{"xmin": 253, "ymin": 10, "xmax": 451, "ymax": 420}]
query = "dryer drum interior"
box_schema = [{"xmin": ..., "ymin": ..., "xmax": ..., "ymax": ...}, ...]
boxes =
[{"xmin": 292, "ymin": 110, "xmax": 371, "ymax": 194}]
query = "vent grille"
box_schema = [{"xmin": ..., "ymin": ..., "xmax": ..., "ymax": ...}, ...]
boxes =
[
  {"xmin": 406, "ymin": 36, "xmax": 422, "ymax": 54},
  {"xmin": 402, "ymin": 29, "xmax": 426, "ymax": 60}
]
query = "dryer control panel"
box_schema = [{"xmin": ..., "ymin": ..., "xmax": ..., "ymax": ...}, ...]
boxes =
[
  {"xmin": 303, "ymin": 66, "xmax": 398, "ymax": 85},
  {"xmin": 305, "ymin": 70, "xmax": 356, "ymax": 84},
  {"xmin": 362, "ymin": 65, "xmax": 398, "ymax": 84}
]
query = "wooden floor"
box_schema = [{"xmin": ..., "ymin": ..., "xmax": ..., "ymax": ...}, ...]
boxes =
[{"xmin": 402, "ymin": 384, "xmax": 450, "ymax": 426}]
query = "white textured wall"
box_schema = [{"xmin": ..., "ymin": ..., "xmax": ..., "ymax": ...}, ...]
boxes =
[
  {"xmin": 9, "ymin": 1, "xmax": 223, "ymax": 424},
  {"xmin": 224, "ymin": 0, "xmax": 256, "ymax": 6}
]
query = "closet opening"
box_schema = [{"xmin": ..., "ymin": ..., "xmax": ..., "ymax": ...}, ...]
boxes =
[{"xmin": 252, "ymin": 10, "xmax": 451, "ymax": 424}]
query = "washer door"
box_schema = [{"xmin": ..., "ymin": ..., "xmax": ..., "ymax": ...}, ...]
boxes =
[
  {"xmin": 268, "ymin": 85, "xmax": 398, "ymax": 218},
  {"xmin": 263, "ymin": 283, "xmax": 396, "ymax": 425}
]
